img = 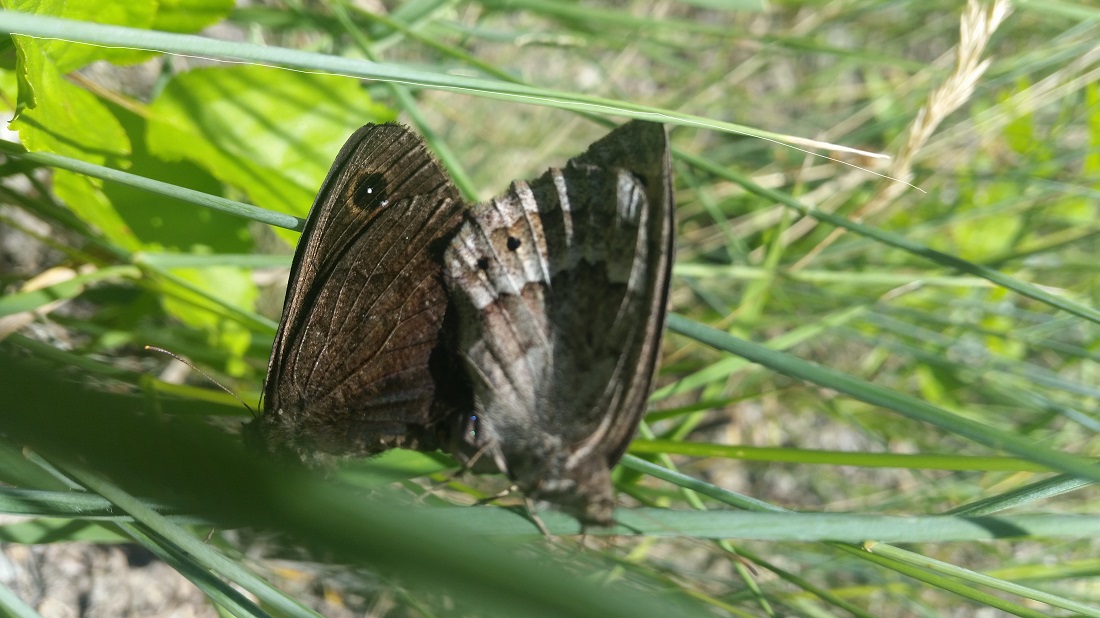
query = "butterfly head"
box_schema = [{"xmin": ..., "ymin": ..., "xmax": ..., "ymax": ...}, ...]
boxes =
[
  {"xmin": 439, "ymin": 411, "xmax": 508, "ymax": 474},
  {"xmin": 240, "ymin": 406, "xmax": 323, "ymax": 466}
]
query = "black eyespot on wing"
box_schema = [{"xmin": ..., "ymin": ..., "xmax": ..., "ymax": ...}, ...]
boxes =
[
  {"xmin": 477, "ymin": 257, "xmax": 490, "ymax": 270},
  {"xmin": 352, "ymin": 172, "xmax": 388, "ymax": 208},
  {"xmin": 506, "ymin": 236, "xmax": 521, "ymax": 251}
]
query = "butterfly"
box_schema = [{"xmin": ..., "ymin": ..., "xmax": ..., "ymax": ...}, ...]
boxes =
[
  {"xmin": 440, "ymin": 121, "xmax": 674, "ymax": 524},
  {"xmin": 248, "ymin": 123, "xmax": 471, "ymax": 463},
  {"xmin": 249, "ymin": 120, "xmax": 674, "ymax": 525}
]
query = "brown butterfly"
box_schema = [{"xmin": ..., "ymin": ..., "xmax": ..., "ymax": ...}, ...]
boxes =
[
  {"xmin": 249, "ymin": 121, "xmax": 674, "ymax": 526},
  {"xmin": 247, "ymin": 123, "xmax": 471, "ymax": 463}
]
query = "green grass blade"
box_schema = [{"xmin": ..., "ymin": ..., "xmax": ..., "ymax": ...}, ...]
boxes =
[{"xmin": 667, "ymin": 313, "xmax": 1100, "ymax": 483}]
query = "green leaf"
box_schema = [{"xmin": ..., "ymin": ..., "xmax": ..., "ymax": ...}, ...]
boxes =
[
  {"xmin": 952, "ymin": 208, "xmax": 1022, "ymax": 260},
  {"xmin": 7, "ymin": 31, "xmax": 262, "ymax": 368},
  {"xmin": 5, "ymin": 0, "xmax": 156, "ymax": 73},
  {"xmin": 8, "ymin": 41, "xmax": 139, "ymax": 252},
  {"xmin": 146, "ymin": 64, "xmax": 396, "ymax": 243},
  {"xmin": 51, "ymin": 171, "xmax": 142, "ymax": 250},
  {"xmin": 107, "ymin": 105, "xmax": 256, "ymax": 253},
  {"xmin": 10, "ymin": 45, "xmax": 129, "ymax": 159},
  {"xmin": 152, "ymin": 0, "xmax": 234, "ymax": 33},
  {"xmin": 160, "ymin": 266, "xmax": 256, "ymax": 376},
  {"xmin": 0, "ymin": 519, "xmax": 130, "ymax": 544}
]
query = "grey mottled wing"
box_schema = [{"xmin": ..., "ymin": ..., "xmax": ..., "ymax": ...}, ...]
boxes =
[
  {"xmin": 442, "ymin": 120, "xmax": 674, "ymax": 524},
  {"xmin": 254, "ymin": 123, "xmax": 469, "ymax": 462}
]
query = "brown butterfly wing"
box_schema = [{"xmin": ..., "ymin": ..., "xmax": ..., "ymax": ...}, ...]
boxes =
[
  {"xmin": 443, "ymin": 121, "xmax": 674, "ymax": 523},
  {"xmin": 566, "ymin": 120, "xmax": 675, "ymax": 464},
  {"xmin": 254, "ymin": 123, "xmax": 469, "ymax": 462}
]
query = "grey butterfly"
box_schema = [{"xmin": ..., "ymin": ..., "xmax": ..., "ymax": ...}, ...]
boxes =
[{"xmin": 441, "ymin": 120, "xmax": 675, "ymax": 525}]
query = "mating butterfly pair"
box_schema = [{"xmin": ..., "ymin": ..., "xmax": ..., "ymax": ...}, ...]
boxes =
[{"xmin": 247, "ymin": 120, "xmax": 674, "ymax": 525}]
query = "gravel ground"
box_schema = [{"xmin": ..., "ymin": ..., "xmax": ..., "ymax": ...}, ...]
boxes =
[{"xmin": 0, "ymin": 541, "xmax": 216, "ymax": 617}]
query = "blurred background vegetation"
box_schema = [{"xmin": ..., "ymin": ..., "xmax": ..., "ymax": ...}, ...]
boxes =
[{"xmin": 1, "ymin": 0, "xmax": 1099, "ymax": 616}]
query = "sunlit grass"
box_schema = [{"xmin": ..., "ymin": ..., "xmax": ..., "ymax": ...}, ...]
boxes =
[{"xmin": 1, "ymin": 0, "xmax": 1098, "ymax": 616}]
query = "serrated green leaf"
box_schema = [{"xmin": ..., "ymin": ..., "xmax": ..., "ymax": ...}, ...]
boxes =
[
  {"xmin": 6, "ymin": 0, "xmax": 157, "ymax": 72},
  {"xmin": 10, "ymin": 45, "xmax": 129, "ymax": 159},
  {"xmin": 8, "ymin": 31, "xmax": 262, "ymax": 366}
]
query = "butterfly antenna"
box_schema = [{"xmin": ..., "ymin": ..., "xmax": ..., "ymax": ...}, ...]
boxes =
[{"xmin": 144, "ymin": 346, "xmax": 256, "ymax": 417}]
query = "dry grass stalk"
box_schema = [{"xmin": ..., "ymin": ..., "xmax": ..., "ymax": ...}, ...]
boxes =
[{"xmin": 791, "ymin": 0, "xmax": 1013, "ymax": 269}]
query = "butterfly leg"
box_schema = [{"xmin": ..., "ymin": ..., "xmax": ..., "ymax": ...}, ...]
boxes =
[
  {"xmin": 414, "ymin": 441, "xmax": 499, "ymax": 504},
  {"xmin": 523, "ymin": 497, "xmax": 553, "ymax": 537},
  {"xmin": 475, "ymin": 483, "xmax": 519, "ymax": 504}
]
